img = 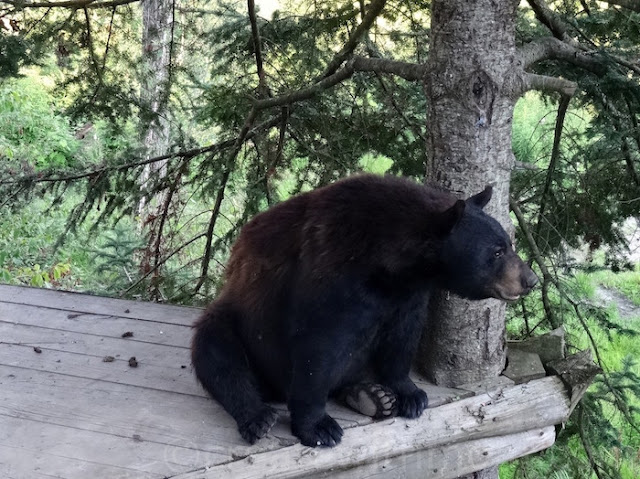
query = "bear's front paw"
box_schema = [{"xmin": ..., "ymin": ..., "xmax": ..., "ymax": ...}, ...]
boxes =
[
  {"xmin": 396, "ymin": 389, "xmax": 428, "ymax": 419},
  {"xmin": 238, "ymin": 406, "xmax": 278, "ymax": 444},
  {"xmin": 293, "ymin": 414, "xmax": 344, "ymax": 447}
]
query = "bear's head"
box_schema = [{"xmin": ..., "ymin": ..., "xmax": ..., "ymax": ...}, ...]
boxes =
[{"xmin": 437, "ymin": 186, "xmax": 538, "ymax": 301}]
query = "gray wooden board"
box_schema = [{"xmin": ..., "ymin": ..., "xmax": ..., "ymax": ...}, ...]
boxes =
[
  {"xmin": 1, "ymin": 301, "xmax": 192, "ymax": 348},
  {"xmin": 0, "ymin": 285, "xmax": 202, "ymax": 325}
]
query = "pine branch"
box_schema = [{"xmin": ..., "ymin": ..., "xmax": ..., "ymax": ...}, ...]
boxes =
[
  {"xmin": 4, "ymin": 0, "xmax": 139, "ymax": 9},
  {"xmin": 194, "ymin": 108, "xmax": 258, "ymax": 296},
  {"xmin": 321, "ymin": 0, "xmax": 387, "ymax": 79},
  {"xmin": 511, "ymin": 195, "xmax": 640, "ymax": 442},
  {"xmin": 509, "ymin": 197, "xmax": 559, "ymax": 329},
  {"xmin": 254, "ymin": 57, "xmax": 424, "ymax": 110},
  {"xmin": 526, "ymin": 0, "xmax": 640, "ymax": 75},
  {"xmin": 601, "ymin": 0, "xmax": 640, "ymax": 12},
  {"xmin": 527, "ymin": 0, "xmax": 580, "ymax": 45},
  {"xmin": 247, "ymin": 0, "xmax": 267, "ymax": 96},
  {"xmin": 535, "ymin": 94, "xmax": 571, "ymax": 240},
  {"xmin": 0, "ymin": 115, "xmax": 283, "ymax": 186}
]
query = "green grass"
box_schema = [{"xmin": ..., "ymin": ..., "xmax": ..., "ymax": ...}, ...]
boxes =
[{"xmin": 589, "ymin": 267, "xmax": 640, "ymax": 307}]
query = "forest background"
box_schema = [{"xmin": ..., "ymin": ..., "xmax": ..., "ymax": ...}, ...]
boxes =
[{"xmin": 0, "ymin": 0, "xmax": 639, "ymax": 477}]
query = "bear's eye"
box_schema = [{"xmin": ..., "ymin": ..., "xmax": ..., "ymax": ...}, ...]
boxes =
[{"xmin": 494, "ymin": 248, "xmax": 505, "ymax": 258}]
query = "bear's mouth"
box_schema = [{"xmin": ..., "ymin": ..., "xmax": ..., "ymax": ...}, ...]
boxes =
[
  {"xmin": 498, "ymin": 292, "xmax": 521, "ymax": 301},
  {"xmin": 490, "ymin": 286, "xmax": 522, "ymax": 302}
]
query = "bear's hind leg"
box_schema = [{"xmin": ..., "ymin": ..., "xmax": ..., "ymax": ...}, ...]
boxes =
[
  {"xmin": 373, "ymin": 296, "xmax": 429, "ymax": 419},
  {"xmin": 192, "ymin": 306, "xmax": 277, "ymax": 444}
]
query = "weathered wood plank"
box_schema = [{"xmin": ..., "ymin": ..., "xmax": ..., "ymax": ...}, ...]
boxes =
[
  {"xmin": 312, "ymin": 427, "xmax": 555, "ymax": 479},
  {"xmin": 0, "ymin": 444, "xmax": 161, "ymax": 479},
  {"xmin": 0, "ymin": 301, "xmax": 192, "ymax": 348},
  {"xmin": 546, "ymin": 350, "xmax": 601, "ymax": 416},
  {"xmin": 503, "ymin": 348, "xmax": 546, "ymax": 384},
  {"xmin": 0, "ymin": 341, "xmax": 203, "ymax": 396},
  {"xmin": 173, "ymin": 376, "xmax": 570, "ymax": 479},
  {"xmin": 0, "ymin": 284, "xmax": 201, "ymax": 325},
  {"xmin": 0, "ymin": 364, "xmax": 244, "ymax": 455},
  {"xmin": 410, "ymin": 371, "xmax": 473, "ymax": 407},
  {"xmin": 0, "ymin": 321, "xmax": 190, "ymax": 368},
  {"xmin": 508, "ymin": 327, "xmax": 566, "ymax": 364},
  {"xmin": 457, "ymin": 375, "xmax": 515, "ymax": 396},
  {"xmin": 0, "ymin": 415, "xmax": 225, "ymax": 478}
]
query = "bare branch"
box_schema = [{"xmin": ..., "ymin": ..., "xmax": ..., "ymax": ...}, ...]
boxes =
[
  {"xmin": 518, "ymin": 36, "xmax": 604, "ymax": 73},
  {"xmin": 82, "ymin": 6, "xmax": 102, "ymax": 83},
  {"xmin": 247, "ymin": 0, "xmax": 267, "ymax": 95},
  {"xmin": 527, "ymin": 0, "xmax": 580, "ymax": 46},
  {"xmin": 352, "ymin": 56, "xmax": 425, "ymax": 81},
  {"xmin": 523, "ymin": 73, "xmax": 577, "ymax": 96},
  {"xmin": 601, "ymin": 0, "xmax": 640, "ymax": 12},
  {"xmin": 5, "ymin": 0, "xmax": 139, "ymax": 9}
]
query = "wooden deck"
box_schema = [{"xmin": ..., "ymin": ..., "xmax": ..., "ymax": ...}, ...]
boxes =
[{"xmin": 0, "ymin": 285, "xmax": 572, "ymax": 479}]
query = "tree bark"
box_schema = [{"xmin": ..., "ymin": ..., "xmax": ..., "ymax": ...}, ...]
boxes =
[
  {"xmin": 138, "ymin": 0, "xmax": 174, "ymax": 284},
  {"xmin": 419, "ymin": 1, "xmax": 519, "ymax": 477}
]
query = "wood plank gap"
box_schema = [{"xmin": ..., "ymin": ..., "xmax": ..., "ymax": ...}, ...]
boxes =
[{"xmin": 0, "ymin": 319, "xmax": 190, "ymax": 350}]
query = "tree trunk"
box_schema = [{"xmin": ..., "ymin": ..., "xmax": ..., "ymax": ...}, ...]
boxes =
[
  {"xmin": 419, "ymin": 1, "xmax": 519, "ymax": 477},
  {"xmin": 138, "ymin": 0, "xmax": 174, "ymax": 286}
]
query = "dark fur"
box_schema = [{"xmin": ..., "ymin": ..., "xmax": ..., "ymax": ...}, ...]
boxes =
[{"xmin": 191, "ymin": 174, "xmax": 538, "ymax": 447}]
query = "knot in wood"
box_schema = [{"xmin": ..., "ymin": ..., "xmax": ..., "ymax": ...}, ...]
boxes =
[{"xmin": 468, "ymin": 70, "xmax": 495, "ymax": 126}]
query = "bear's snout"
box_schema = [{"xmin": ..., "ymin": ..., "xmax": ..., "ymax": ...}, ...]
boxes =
[
  {"xmin": 491, "ymin": 254, "xmax": 539, "ymax": 301},
  {"xmin": 521, "ymin": 266, "xmax": 539, "ymax": 292}
]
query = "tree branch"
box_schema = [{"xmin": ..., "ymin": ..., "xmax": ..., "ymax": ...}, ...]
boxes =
[
  {"xmin": 601, "ymin": 0, "xmax": 640, "ymax": 12},
  {"xmin": 535, "ymin": 94, "xmax": 571, "ymax": 240},
  {"xmin": 5, "ymin": 0, "xmax": 139, "ymax": 9},
  {"xmin": 194, "ymin": 107, "xmax": 258, "ymax": 296},
  {"xmin": 254, "ymin": 57, "xmax": 424, "ymax": 110},
  {"xmin": 0, "ymin": 113, "xmax": 284, "ymax": 186},
  {"xmin": 527, "ymin": 0, "xmax": 580, "ymax": 46},
  {"xmin": 523, "ymin": 73, "xmax": 577, "ymax": 96},
  {"xmin": 525, "ymin": 0, "xmax": 640, "ymax": 75},
  {"xmin": 518, "ymin": 36, "xmax": 604, "ymax": 73},
  {"xmin": 321, "ymin": 0, "xmax": 387, "ymax": 78},
  {"xmin": 247, "ymin": 0, "xmax": 267, "ymax": 95},
  {"xmin": 352, "ymin": 56, "xmax": 425, "ymax": 80},
  {"xmin": 509, "ymin": 197, "xmax": 559, "ymax": 329}
]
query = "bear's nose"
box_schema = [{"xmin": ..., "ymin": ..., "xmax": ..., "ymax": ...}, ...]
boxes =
[{"xmin": 522, "ymin": 269, "xmax": 539, "ymax": 290}]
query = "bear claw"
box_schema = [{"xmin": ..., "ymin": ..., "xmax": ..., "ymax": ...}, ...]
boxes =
[
  {"xmin": 238, "ymin": 406, "xmax": 278, "ymax": 444},
  {"xmin": 396, "ymin": 389, "xmax": 428, "ymax": 419},
  {"xmin": 295, "ymin": 414, "xmax": 343, "ymax": 447}
]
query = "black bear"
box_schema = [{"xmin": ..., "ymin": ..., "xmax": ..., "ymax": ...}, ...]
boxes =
[{"xmin": 191, "ymin": 174, "xmax": 538, "ymax": 447}]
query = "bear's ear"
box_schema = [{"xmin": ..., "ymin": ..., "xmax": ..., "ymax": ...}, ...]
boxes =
[
  {"xmin": 437, "ymin": 199, "xmax": 465, "ymax": 234},
  {"xmin": 468, "ymin": 185, "xmax": 492, "ymax": 209}
]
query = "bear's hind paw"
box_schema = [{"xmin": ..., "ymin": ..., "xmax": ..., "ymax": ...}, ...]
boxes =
[{"xmin": 343, "ymin": 383, "xmax": 398, "ymax": 419}]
